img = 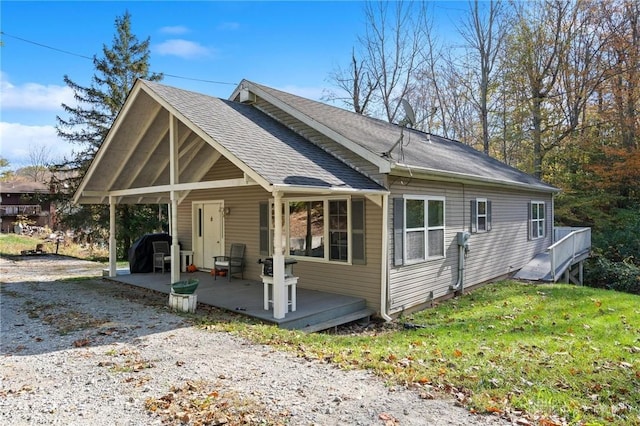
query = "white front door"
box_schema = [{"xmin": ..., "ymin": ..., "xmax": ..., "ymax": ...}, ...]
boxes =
[{"xmin": 193, "ymin": 201, "xmax": 224, "ymax": 269}]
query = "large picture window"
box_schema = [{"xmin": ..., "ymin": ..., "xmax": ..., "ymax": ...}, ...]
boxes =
[
  {"xmin": 260, "ymin": 197, "xmax": 364, "ymax": 264},
  {"xmin": 401, "ymin": 196, "xmax": 445, "ymax": 263},
  {"xmin": 530, "ymin": 201, "xmax": 545, "ymax": 239}
]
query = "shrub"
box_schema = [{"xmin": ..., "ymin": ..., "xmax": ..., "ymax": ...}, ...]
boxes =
[{"xmin": 585, "ymin": 254, "xmax": 640, "ymax": 295}]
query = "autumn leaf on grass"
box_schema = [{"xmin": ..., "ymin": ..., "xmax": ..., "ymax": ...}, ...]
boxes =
[
  {"xmin": 73, "ymin": 338, "xmax": 90, "ymax": 347},
  {"xmin": 453, "ymin": 349, "xmax": 463, "ymax": 358},
  {"xmin": 485, "ymin": 406, "xmax": 502, "ymax": 414}
]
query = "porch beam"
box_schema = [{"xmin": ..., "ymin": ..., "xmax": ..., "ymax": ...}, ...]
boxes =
[{"xmin": 81, "ymin": 178, "xmax": 258, "ymax": 199}]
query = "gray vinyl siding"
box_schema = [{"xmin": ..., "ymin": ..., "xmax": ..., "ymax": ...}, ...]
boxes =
[
  {"xmin": 177, "ymin": 159, "xmax": 383, "ymax": 310},
  {"xmin": 387, "ymin": 179, "xmax": 553, "ymax": 314}
]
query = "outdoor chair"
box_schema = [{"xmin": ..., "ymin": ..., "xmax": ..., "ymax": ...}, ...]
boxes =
[
  {"xmin": 152, "ymin": 241, "xmax": 171, "ymax": 273},
  {"xmin": 214, "ymin": 243, "xmax": 246, "ymax": 281}
]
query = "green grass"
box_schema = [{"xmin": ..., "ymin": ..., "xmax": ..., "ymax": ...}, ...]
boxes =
[
  {"xmin": 196, "ymin": 282, "xmax": 640, "ymax": 425},
  {"xmin": 0, "ymin": 233, "xmax": 110, "ymax": 261}
]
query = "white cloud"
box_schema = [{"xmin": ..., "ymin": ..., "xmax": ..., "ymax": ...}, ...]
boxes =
[
  {"xmin": 0, "ymin": 72, "xmax": 74, "ymax": 111},
  {"xmin": 0, "ymin": 122, "xmax": 75, "ymax": 168},
  {"xmin": 153, "ymin": 39, "xmax": 213, "ymax": 59},
  {"xmin": 159, "ymin": 25, "xmax": 190, "ymax": 35}
]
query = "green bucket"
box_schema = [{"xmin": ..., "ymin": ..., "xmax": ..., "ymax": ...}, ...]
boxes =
[{"xmin": 171, "ymin": 278, "xmax": 199, "ymax": 294}]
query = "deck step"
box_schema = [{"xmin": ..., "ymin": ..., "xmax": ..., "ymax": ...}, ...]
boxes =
[{"xmin": 299, "ymin": 308, "xmax": 375, "ymax": 333}]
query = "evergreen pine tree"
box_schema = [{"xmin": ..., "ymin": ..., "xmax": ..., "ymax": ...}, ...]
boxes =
[{"xmin": 55, "ymin": 11, "xmax": 164, "ymax": 257}]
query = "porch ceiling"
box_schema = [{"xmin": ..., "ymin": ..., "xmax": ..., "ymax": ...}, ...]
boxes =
[{"xmin": 76, "ymin": 89, "xmax": 232, "ymax": 205}]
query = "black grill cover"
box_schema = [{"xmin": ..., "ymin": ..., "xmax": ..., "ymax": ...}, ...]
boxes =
[{"xmin": 128, "ymin": 233, "xmax": 172, "ymax": 273}]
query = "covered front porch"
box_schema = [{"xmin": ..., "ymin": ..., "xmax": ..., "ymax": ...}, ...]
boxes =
[{"xmin": 105, "ymin": 270, "xmax": 374, "ymax": 332}]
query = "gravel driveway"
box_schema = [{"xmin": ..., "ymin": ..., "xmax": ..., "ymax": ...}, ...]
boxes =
[{"xmin": 1, "ymin": 255, "xmax": 511, "ymax": 425}]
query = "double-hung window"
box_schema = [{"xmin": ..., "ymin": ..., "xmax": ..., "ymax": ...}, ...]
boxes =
[
  {"xmin": 530, "ymin": 201, "xmax": 545, "ymax": 239},
  {"xmin": 471, "ymin": 198, "xmax": 492, "ymax": 233},
  {"xmin": 396, "ymin": 196, "xmax": 445, "ymax": 265}
]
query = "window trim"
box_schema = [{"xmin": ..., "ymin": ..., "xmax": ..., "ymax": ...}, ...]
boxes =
[
  {"xmin": 530, "ymin": 201, "xmax": 546, "ymax": 240},
  {"xmin": 270, "ymin": 196, "xmax": 354, "ymax": 264},
  {"xmin": 402, "ymin": 195, "xmax": 446, "ymax": 264}
]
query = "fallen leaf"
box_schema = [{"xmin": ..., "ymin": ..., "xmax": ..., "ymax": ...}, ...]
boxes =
[
  {"xmin": 73, "ymin": 338, "xmax": 90, "ymax": 347},
  {"xmin": 486, "ymin": 406, "xmax": 502, "ymax": 413},
  {"xmin": 453, "ymin": 349, "xmax": 463, "ymax": 357}
]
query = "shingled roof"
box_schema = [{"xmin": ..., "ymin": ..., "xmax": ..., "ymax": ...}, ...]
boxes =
[
  {"xmin": 143, "ymin": 81, "xmax": 385, "ymax": 192},
  {"xmin": 242, "ymin": 80, "xmax": 558, "ymax": 192},
  {"xmin": 75, "ymin": 78, "xmax": 557, "ymax": 205}
]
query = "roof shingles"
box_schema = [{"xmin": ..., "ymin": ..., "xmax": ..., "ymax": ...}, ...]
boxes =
[{"xmin": 145, "ymin": 81, "xmax": 385, "ymax": 192}]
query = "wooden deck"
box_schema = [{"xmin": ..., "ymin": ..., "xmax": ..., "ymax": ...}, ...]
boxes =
[{"xmin": 104, "ymin": 270, "xmax": 374, "ymax": 332}]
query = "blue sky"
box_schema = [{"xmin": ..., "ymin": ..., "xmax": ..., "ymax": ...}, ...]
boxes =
[{"xmin": 1, "ymin": 1, "xmax": 463, "ymax": 168}]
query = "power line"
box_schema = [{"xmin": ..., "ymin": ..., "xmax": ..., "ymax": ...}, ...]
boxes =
[
  {"xmin": 0, "ymin": 31, "xmax": 238, "ymax": 87},
  {"xmin": 1, "ymin": 31, "xmax": 93, "ymax": 60}
]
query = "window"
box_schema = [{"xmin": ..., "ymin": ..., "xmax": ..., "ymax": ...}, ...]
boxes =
[
  {"xmin": 394, "ymin": 196, "xmax": 445, "ymax": 265},
  {"xmin": 289, "ymin": 201, "xmax": 325, "ymax": 258},
  {"xmin": 530, "ymin": 201, "xmax": 545, "ymax": 239},
  {"xmin": 329, "ymin": 200, "xmax": 348, "ymax": 261},
  {"xmin": 471, "ymin": 199, "xmax": 492, "ymax": 233},
  {"xmin": 260, "ymin": 197, "xmax": 364, "ymax": 264}
]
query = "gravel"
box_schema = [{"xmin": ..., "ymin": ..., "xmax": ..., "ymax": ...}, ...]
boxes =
[{"xmin": 1, "ymin": 255, "xmax": 512, "ymax": 425}]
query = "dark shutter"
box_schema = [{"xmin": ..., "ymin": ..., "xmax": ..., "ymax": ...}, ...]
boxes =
[
  {"xmin": 470, "ymin": 200, "xmax": 477, "ymax": 233},
  {"xmin": 393, "ymin": 198, "xmax": 404, "ymax": 266},
  {"xmin": 487, "ymin": 200, "xmax": 492, "ymax": 231},
  {"xmin": 527, "ymin": 202, "xmax": 532, "ymax": 240},
  {"xmin": 351, "ymin": 198, "xmax": 366, "ymax": 264},
  {"xmin": 259, "ymin": 202, "xmax": 269, "ymax": 255}
]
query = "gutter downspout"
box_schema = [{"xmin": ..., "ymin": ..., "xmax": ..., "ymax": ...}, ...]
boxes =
[{"xmin": 380, "ymin": 193, "xmax": 392, "ymax": 321}]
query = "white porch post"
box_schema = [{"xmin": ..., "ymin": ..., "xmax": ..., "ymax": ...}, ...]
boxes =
[
  {"xmin": 108, "ymin": 196, "xmax": 117, "ymax": 277},
  {"xmin": 170, "ymin": 192, "xmax": 180, "ymax": 283},
  {"xmin": 169, "ymin": 113, "xmax": 181, "ymax": 284},
  {"xmin": 272, "ymin": 191, "xmax": 286, "ymax": 319}
]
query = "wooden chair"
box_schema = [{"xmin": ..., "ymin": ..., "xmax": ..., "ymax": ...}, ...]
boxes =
[
  {"xmin": 152, "ymin": 241, "xmax": 171, "ymax": 273},
  {"xmin": 214, "ymin": 243, "xmax": 246, "ymax": 281}
]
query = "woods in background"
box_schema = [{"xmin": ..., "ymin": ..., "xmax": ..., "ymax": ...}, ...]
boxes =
[{"xmin": 326, "ymin": 0, "xmax": 639, "ymax": 292}]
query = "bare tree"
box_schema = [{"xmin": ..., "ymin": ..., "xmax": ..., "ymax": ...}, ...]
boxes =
[
  {"xmin": 458, "ymin": 0, "xmax": 506, "ymax": 155},
  {"xmin": 504, "ymin": 0, "xmax": 578, "ymax": 179},
  {"xmin": 360, "ymin": 0, "xmax": 425, "ymax": 123},
  {"xmin": 324, "ymin": 48, "xmax": 379, "ymax": 115},
  {"xmin": 25, "ymin": 144, "xmax": 53, "ymax": 182}
]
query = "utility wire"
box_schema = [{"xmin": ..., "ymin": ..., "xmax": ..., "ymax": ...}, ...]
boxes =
[
  {"xmin": 1, "ymin": 31, "xmax": 93, "ymax": 60},
  {"xmin": 0, "ymin": 31, "xmax": 238, "ymax": 86}
]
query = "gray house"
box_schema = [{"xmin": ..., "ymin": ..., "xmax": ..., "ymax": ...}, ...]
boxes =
[{"xmin": 74, "ymin": 79, "xmax": 568, "ymax": 321}]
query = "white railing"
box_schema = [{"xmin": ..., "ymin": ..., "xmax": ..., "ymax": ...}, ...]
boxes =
[{"xmin": 549, "ymin": 227, "xmax": 591, "ymax": 281}]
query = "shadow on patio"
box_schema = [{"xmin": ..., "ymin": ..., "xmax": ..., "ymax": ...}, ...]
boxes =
[{"xmin": 105, "ymin": 270, "xmax": 374, "ymax": 332}]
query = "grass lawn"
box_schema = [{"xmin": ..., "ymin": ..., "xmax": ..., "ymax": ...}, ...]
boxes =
[
  {"xmin": 0, "ymin": 233, "xmax": 109, "ymax": 262},
  {"xmin": 199, "ymin": 281, "xmax": 640, "ymax": 426}
]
